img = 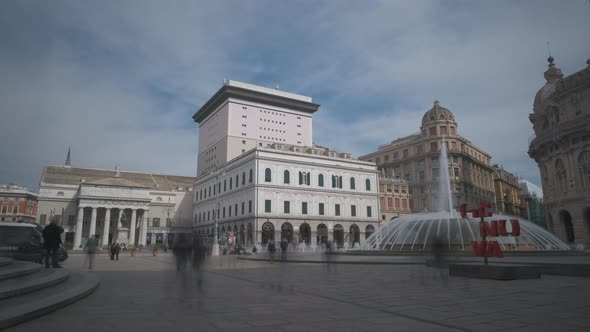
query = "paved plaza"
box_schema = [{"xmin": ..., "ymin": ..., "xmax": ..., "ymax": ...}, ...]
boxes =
[{"xmin": 7, "ymin": 253, "xmax": 590, "ymax": 332}]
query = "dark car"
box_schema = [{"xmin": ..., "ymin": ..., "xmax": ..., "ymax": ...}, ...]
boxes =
[{"xmin": 0, "ymin": 222, "xmax": 68, "ymax": 263}]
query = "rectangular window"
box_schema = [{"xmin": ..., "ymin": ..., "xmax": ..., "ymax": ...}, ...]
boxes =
[
  {"xmin": 367, "ymin": 206, "xmax": 372, "ymax": 217},
  {"xmin": 419, "ymin": 170, "xmax": 425, "ymax": 180},
  {"xmin": 284, "ymin": 201, "xmax": 290, "ymax": 214},
  {"xmin": 430, "ymin": 142, "xmax": 438, "ymax": 152},
  {"xmin": 454, "ymin": 167, "xmax": 460, "ymax": 177},
  {"xmin": 241, "ymin": 202, "xmax": 245, "ymax": 215},
  {"xmin": 235, "ymin": 204, "xmax": 238, "ymax": 216},
  {"xmin": 384, "ymin": 155, "xmax": 389, "ymax": 161},
  {"xmin": 302, "ymin": 202, "xmax": 308, "ymax": 214},
  {"xmin": 229, "ymin": 206, "xmax": 232, "ymax": 217},
  {"xmin": 451, "ymin": 142, "xmax": 457, "ymax": 150},
  {"xmin": 351, "ymin": 205, "xmax": 357, "ymax": 217},
  {"xmin": 167, "ymin": 218, "xmax": 172, "ymax": 227},
  {"xmin": 12, "ymin": 205, "xmax": 18, "ymax": 214},
  {"xmin": 265, "ymin": 200, "xmax": 271, "ymax": 213},
  {"xmin": 402, "ymin": 199, "xmax": 408, "ymax": 209},
  {"xmin": 393, "ymin": 152, "xmax": 398, "ymax": 160},
  {"xmin": 440, "ymin": 126, "xmax": 448, "ymax": 135},
  {"xmin": 223, "ymin": 207, "xmax": 226, "ymax": 218},
  {"xmin": 68, "ymin": 215, "xmax": 75, "ymax": 225},
  {"xmin": 387, "ymin": 197, "xmax": 393, "ymax": 209},
  {"xmin": 39, "ymin": 214, "xmax": 47, "ymax": 225},
  {"xmin": 319, "ymin": 203, "xmax": 325, "ymax": 215},
  {"xmin": 334, "ymin": 204, "xmax": 340, "ymax": 216},
  {"xmin": 429, "ymin": 127, "xmax": 436, "ymax": 136},
  {"xmin": 395, "ymin": 198, "xmax": 401, "ymax": 209},
  {"xmin": 1, "ymin": 205, "xmax": 7, "ymax": 214},
  {"xmin": 403, "ymin": 149, "xmax": 409, "ymax": 158},
  {"xmin": 153, "ymin": 218, "xmax": 161, "ymax": 227},
  {"xmin": 249, "ymin": 200, "xmax": 252, "ymax": 213},
  {"xmin": 450, "ymin": 126, "xmax": 456, "ymax": 136}
]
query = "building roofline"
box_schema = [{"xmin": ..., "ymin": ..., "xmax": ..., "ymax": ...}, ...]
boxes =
[{"xmin": 192, "ymin": 82, "xmax": 320, "ymax": 123}]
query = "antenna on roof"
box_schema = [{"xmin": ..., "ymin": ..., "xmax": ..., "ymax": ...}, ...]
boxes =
[{"xmin": 546, "ymin": 41, "xmax": 552, "ymax": 58}]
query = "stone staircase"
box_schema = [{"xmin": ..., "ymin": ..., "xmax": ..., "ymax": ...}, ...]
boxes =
[{"xmin": 0, "ymin": 257, "xmax": 99, "ymax": 329}]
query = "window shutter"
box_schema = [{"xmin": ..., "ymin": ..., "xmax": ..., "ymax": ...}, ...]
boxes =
[
  {"xmin": 307, "ymin": 172, "xmax": 311, "ymax": 185},
  {"xmin": 299, "ymin": 171, "xmax": 303, "ymax": 185}
]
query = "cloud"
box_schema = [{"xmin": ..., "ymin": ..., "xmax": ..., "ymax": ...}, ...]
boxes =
[{"xmin": 0, "ymin": 0, "xmax": 589, "ymax": 191}]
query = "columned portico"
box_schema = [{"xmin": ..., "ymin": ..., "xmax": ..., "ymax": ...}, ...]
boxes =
[
  {"xmin": 101, "ymin": 208, "xmax": 111, "ymax": 247},
  {"xmin": 74, "ymin": 206, "xmax": 84, "ymax": 249},
  {"xmin": 129, "ymin": 209, "xmax": 137, "ymax": 245},
  {"xmin": 89, "ymin": 207, "xmax": 98, "ymax": 238}
]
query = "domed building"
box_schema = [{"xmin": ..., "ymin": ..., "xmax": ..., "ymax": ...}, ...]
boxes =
[
  {"xmin": 360, "ymin": 101, "xmax": 496, "ymax": 213},
  {"xmin": 528, "ymin": 56, "xmax": 590, "ymax": 246}
]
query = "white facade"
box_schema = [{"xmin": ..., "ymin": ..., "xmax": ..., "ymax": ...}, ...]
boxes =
[
  {"xmin": 193, "ymin": 145, "xmax": 380, "ymax": 248},
  {"xmin": 37, "ymin": 166, "xmax": 195, "ymax": 250}
]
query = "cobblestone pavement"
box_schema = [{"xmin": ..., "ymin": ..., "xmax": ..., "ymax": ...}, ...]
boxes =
[{"xmin": 8, "ymin": 253, "xmax": 590, "ymax": 332}]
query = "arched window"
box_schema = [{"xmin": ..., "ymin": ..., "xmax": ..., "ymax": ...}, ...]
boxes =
[
  {"xmin": 249, "ymin": 169, "xmax": 253, "ymax": 183},
  {"xmin": 318, "ymin": 174, "xmax": 324, "ymax": 187},
  {"xmin": 365, "ymin": 179, "xmax": 371, "ymax": 191},
  {"xmin": 350, "ymin": 178, "xmax": 356, "ymax": 190},
  {"xmin": 284, "ymin": 170, "xmax": 290, "ymax": 184},
  {"xmin": 57, "ymin": 192, "xmax": 64, "ymax": 196},
  {"xmin": 265, "ymin": 168, "xmax": 272, "ymax": 182}
]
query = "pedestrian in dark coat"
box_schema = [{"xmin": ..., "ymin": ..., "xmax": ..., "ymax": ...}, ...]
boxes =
[
  {"xmin": 42, "ymin": 219, "xmax": 63, "ymax": 268},
  {"xmin": 280, "ymin": 238, "xmax": 288, "ymax": 263}
]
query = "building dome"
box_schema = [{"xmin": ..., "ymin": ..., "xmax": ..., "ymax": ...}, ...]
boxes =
[
  {"xmin": 421, "ymin": 100, "xmax": 455, "ymax": 125},
  {"xmin": 533, "ymin": 56, "xmax": 563, "ymax": 111}
]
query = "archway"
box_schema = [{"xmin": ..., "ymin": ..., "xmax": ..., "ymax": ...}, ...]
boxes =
[
  {"xmin": 299, "ymin": 223, "xmax": 311, "ymax": 244},
  {"xmin": 261, "ymin": 222, "xmax": 274, "ymax": 245},
  {"xmin": 333, "ymin": 224, "xmax": 344, "ymax": 248},
  {"xmin": 365, "ymin": 224, "xmax": 375, "ymax": 239},
  {"xmin": 247, "ymin": 223, "xmax": 253, "ymax": 245},
  {"xmin": 349, "ymin": 224, "xmax": 360, "ymax": 247},
  {"xmin": 559, "ymin": 210, "xmax": 575, "ymax": 243},
  {"xmin": 317, "ymin": 224, "xmax": 328, "ymax": 246},
  {"xmin": 239, "ymin": 224, "xmax": 245, "ymax": 245},
  {"xmin": 281, "ymin": 222, "xmax": 293, "ymax": 242}
]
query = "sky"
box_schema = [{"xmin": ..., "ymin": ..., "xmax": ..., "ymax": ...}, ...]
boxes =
[{"xmin": 1, "ymin": 0, "xmax": 589, "ymax": 191}]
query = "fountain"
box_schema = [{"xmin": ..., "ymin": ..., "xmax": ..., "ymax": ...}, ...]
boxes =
[{"xmin": 363, "ymin": 137, "xmax": 569, "ymax": 252}]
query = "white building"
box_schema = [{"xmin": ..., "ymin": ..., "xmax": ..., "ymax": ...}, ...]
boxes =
[
  {"xmin": 192, "ymin": 81, "xmax": 380, "ymax": 248},
  {"xmin": 37, "ymin": 164, "xmax": 195, "ymax": 249}
]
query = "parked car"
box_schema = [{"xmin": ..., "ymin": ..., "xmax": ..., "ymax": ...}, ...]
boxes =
[{"xmin": 0, "ymin": 222, "xmax": 68, "ymax": 263}]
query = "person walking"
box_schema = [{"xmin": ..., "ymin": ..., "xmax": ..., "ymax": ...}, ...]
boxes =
[
  {"xmin": 84, "ymin": 235, "xmax": 99, "ymax": 270},
  {"xmin": 42, "ymin": 218, "xmax": 63, "ymax": 268},
  {"xmin": 267, "ymin": 240, "xmax": 276, "ymax": 263},
  {"xmin": 280, "ymin": 238, "xmax": 288, "ymax": 263},
  {"xmin": 114, "ymin": 242, "xmax": 121, "ymax": 261},
  {"xmin": 110, "ymin": 243, "xmax": 117, "ymax": 261}
]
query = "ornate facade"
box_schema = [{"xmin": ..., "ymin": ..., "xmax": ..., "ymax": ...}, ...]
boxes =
[
  {"xmin": 37, "ymin": 165, "xmax": 195, "ymax": 249},
  {"xmin": 492, "ymin": 166, "xmax": 526, "ymax": 218},
  {"xmin": 0, "ymin": 184, "xmax": 38, "ymax": 223},
  {"xmin": 360, "ymin": 101, "xmax": 496, "ymax": 212},
  {"xmin": 528, "ymin": 56, "xmax": 590, "ymax": 245},
  {"xmin": 377, "ymin": 176, "xmax": 413, "ymax": 222}
]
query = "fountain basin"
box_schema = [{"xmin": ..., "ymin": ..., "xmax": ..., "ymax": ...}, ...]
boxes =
[{"xmin": 449, "ymin": 263, "xmax": 540, "ymax": 280}]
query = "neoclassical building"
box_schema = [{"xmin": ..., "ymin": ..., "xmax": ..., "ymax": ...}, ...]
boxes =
[
  {"xmin": 0, "ymin": 184, "xmax": 38, "ymax": 223},
  {"xmin": 528, "ymin": 56, "xmax": 590, "ymax": 245},
  {"xmin": 37, "ymin": 164, "xmax": 195, "ymax": 249},
  {"xmin": 360, "ymin": 101, "xmax": 496, "ymax": 212},
  {"xmin": 192, "ymin": 81, "xmax": 379, "ymax": 248},
  {"xmin": 492, "ymin": 165, "xmax": 526, "ymax": 218},
  {"xmin": 377, "ymin": 176, "xmax": 413, "ymax": 222}
]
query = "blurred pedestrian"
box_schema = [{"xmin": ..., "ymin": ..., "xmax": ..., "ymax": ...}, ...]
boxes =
[
  {"xmin": 324, "ymin": 240, "xmax": 336, "ymax": 272},
  {"xmin": 110, "ymin": 243, "xmax": 116, "ymax": 260},
  {"xmin": 173, "ymin": 233, "xmax": 192, "ymax": 272},
  {"xmin": 192, "ymin": 235, "xmax": 206, "ymax": 289},
  {"xmin": 84, "ymin": 235, "xmax": 99, "ymax": 270},
  {"xmin": 280, "ymin": 238, "xmax": 288, "ymax": 263},
  {"xmin": 42, "ymin": 218, "xmax": 63, "ymax": 268},
  {"xmin": 114, "ymin": 242, "xmax": 121, "ymax": 260},
  {"xmin": 267, "ymin": 240, "xmax": 276, "ymax": 263}
]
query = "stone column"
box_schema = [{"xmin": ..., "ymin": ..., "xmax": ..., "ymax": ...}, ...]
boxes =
[
  {"xmin": 74, "ymin": 207, "xmax": 84, "ymax": 249},
  {"xmin": 89, "ymin": 207, "xmax": 98, "ymax": 238},
  {"xmin": 129, "ymin": 209, "xmax": 137, "ymax": 246},
  {"xmin": 101, "ymin": 208, "xmax": 111, "ymax": 247},
  {"xmin": 139, "ymin": 210, "xmax": 148, "ymax": 246}
]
